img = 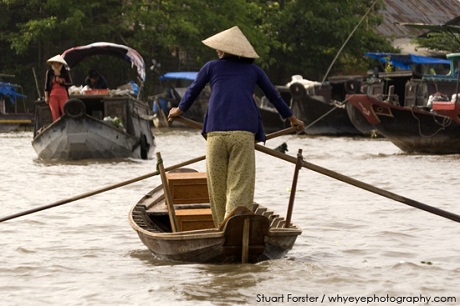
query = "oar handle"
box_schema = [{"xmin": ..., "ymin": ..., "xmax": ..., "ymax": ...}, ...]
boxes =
[
  {"xmin": 174, "ymin": 116, "xmax": 202, "ymax": 130},
  {"xmin": 266, "ymin": 126, "xmax": 298, "ymax": 140}
]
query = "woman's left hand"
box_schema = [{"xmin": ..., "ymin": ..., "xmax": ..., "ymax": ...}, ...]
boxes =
[{"xmin": 288, "ymin": 115, "xmax": 305, "ymax": 132}]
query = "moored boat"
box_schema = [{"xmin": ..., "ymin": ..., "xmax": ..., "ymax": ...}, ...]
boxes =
[
  {"xmin": 346, "ymin": 52, "xmax": 452, "ymax": 137},
  {"xmin": 0, "ymin": 81, "xmax": 33, "ymax": 132},
  {"xmin": 32, "ymin": 42, "xmax": 155, "ymax": 160},
  {"xmin": 346, "ymin": 53, "xmax": 460, "ymax": 154},
  {"xmin": 346, "ymin": 93, "xmax": 460, "ymax": 154},
  {"xmin": 253, "ymin": 94, "xmax": 289, "ymax": 133},
  {"xmin": 129, "ymin": 157, "xmax": 302, "ymax": 264},
  {"xmin": 270, "ymin": 75, "xmax": 369, "ymax": 136},
  {"xmin": 151, "ymin": 71, "xmax": 209, "ymax": 127}
]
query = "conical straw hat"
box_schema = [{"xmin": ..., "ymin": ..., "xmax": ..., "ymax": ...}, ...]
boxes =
[
  {"xmin": 46, "ymin": 54, "xmax": 68, "ymax": 66},
  {"xmin": 202, "ymin": 26, "xmax": 259, "ymax": 59}
]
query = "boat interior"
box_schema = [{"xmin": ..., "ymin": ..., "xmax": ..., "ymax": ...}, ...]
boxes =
[
  {"xmin": 132, "ymin": 171, "xmax": 297, "ymax": 233},
  {"xmin": 33, "ymin": 94, "xmax": 144, "ymax": 137}
]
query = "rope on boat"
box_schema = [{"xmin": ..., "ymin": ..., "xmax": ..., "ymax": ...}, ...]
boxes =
[
  {"xmin": 156, "ymin": 157, "xmax": 163, "ymax": 171},
  {"xmin": 410, "ymin": 107, "xmax": 452, "ymax": 138},
  {"xmin": 280, "ymin": 95, "xmax": 352, "ymax": 150}
]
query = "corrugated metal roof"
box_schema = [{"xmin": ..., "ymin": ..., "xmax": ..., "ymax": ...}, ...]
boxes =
[{"xmin": 377, "ymin": 0, "xmax": 460, "ymax": 38}]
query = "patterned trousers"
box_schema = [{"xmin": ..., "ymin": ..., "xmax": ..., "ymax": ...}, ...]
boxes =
[{"xmin": 206, "ymin": 131, "xmax": 255, "ymax": 226}]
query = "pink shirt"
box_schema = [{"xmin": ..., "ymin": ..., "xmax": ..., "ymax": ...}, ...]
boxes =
[{"xmin": 50, "ymin": 77, "xmax": 68, "ymax": 97}]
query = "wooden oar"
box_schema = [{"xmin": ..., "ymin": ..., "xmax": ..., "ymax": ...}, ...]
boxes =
[
  {"xmin": 173, "ymin": 116, "xmax": 298, "ymax": 140},
  {"xmin": 265, "ymin": 126, "xmax": 298, "ymax": 140},
  {"xmin": 255, "ymin": 144, "xmax": 460, "ymax": 224},
  {"xmin": 175, "ymin": 116, "xmax": 203, "ymax": 129},
  {"xmin": 171, "ymin": 116, "xmax": 460, "ymax": 223},
  {"xmin": 0, "ymin": 155, "xmax": 206, "ymax": 223}
]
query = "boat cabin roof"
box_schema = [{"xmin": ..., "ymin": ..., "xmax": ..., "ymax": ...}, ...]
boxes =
[{"xmin": 62, "ymin": 42, "xmax": 146, "ymax": 81}]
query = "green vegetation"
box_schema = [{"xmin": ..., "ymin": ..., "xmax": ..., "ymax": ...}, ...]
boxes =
[
  {"xmin": 0, "ymin": 0, "xmax": 395, "ymax": 109},
  {"xmin": 414, "ymin": 32, "xmax": 460, "ymax": 54}
]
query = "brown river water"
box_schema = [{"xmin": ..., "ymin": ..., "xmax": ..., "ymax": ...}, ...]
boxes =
[{"xmin": 1, "ymin": 128, "xmax": 459, "ymax": 306}]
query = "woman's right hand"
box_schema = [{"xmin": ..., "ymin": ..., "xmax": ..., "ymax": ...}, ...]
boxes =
[{"xmin": 168, "ymin": 107, "xmax": 183, "ymax": 122}]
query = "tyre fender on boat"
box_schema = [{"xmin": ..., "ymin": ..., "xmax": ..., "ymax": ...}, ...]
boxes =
[
  {"xmin": 139, "ymin": 133, "xmax": 150, "ymax": 160},
  {"xmin": 289, "ymin": 83, "xmax": 307, "ymax": 99},
  {"xmin": 63, "ymin": 98, "xmax": 86, "ymax": 118},
  {"xmin": 344, "ymin": 79, "xmax": 361, "ymax": 94}
]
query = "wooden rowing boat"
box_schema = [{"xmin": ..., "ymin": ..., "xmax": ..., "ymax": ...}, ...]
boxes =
[{"xmin": 129, "ymin": 169, "xmax": 302, "ymax": 264}]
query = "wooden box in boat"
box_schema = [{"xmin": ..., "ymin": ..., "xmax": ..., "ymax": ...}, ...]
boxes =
[
  {"xmin": 175, "ymin": 208, "xmax": 214, "ymax": 232},
  {"xmin": 166, "ymin": 172, "xmax": 209, "ymax": 204}
]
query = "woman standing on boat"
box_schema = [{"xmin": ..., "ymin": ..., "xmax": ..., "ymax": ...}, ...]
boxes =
[
  {"xmin": 44, "ymin": 55, "xmax": 72, "ymax": 122},
  {"xmin": 168, "ymin": 26, "xmax": 304, "ymax": 226}
]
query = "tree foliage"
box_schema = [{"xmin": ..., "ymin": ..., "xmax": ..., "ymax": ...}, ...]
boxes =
[
  {"xmin": 0, "ymin": 0, "xmax": 394, "ymax": 107},
  {"xmin": 265, "ymin": 0, "xmax": 393, "ymax": 82},
  {"xmin": 413, "ymin": 32, "xmax": 460, "ymax": 53}
]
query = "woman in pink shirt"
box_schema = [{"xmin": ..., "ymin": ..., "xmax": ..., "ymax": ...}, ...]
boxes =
[{"xmin": 44, "ymin": 55, "xmax": 72, "ymax": 122}]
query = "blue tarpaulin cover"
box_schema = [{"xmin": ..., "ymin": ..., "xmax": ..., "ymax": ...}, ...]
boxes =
[
  {"xmin": 0, "ymin": 82, "xmax": 26, "ymax": 102},
  {"xmin": 159, "ymin": 72, "xmax": 198, "ymax": 81},
  {"xmin": 366, "ymin": 52, "xmax": 450, "ymax": 70}
]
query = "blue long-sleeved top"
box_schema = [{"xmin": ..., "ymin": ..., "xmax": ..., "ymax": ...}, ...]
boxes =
[{"xmin": 178, "ymin": 57, "xmax": 293, "ymax": 142}]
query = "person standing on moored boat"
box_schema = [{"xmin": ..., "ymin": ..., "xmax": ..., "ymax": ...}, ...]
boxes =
[
  {"xmin": 168, "ymin": 26, "xmax": 304, "ymax": 226},
  {"xmin": 44, "ymin": 55, "xmax": 72, "ymax": 122}
]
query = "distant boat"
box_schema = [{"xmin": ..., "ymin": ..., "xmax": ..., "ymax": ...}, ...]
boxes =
[
  {"xmin": 32, "ymin": 42, "xmax": 155, "ymax": 160},
  {"xmin": 346, "ymin": 52, "xmax": 453, "ymax": 138},
  {"xmin": 253, "ymin": 94, "xmax": 289, "ymax": 133},
  {"xmin": 266, "ymin": 75, "xmax": 366, "ymax": 136},
  {"xmin": 0, "ymin": 81, "xmax": 33, "ymax": 133},
  {"xmin": 346, "ymin": 53, "xmax": 460, "ymax": 154},
  {"xmin": 150, "ymin": 71, "xmax": 209, "ymax": 127}
]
